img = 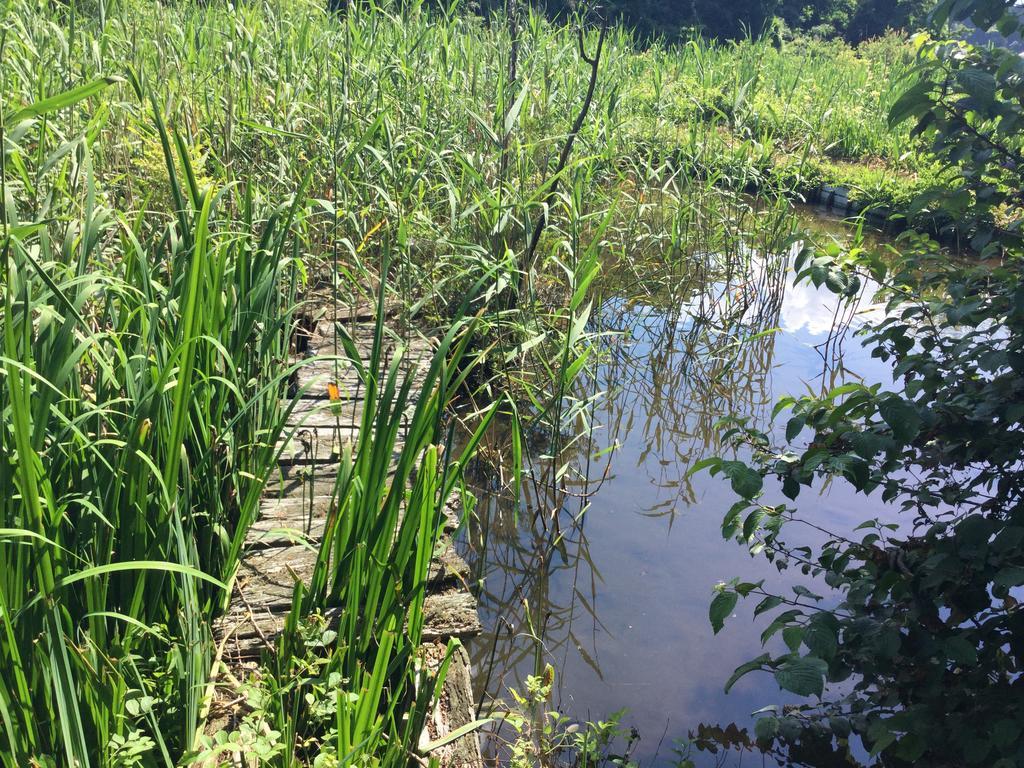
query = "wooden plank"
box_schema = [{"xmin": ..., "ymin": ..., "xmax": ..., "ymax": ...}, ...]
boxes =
[
  {"xmin": 295, "ymin": 298, "xmax": 399, "ymax": 329},
  {"xmin": 225, "ymin": 538, "xmax": 470, "ymax": 606},
  {"xmin": 422, "ymin": 591, "xmax": 481, "ymax": 640},
  {"xmin": 263, "ymin": 464, "xmax": 347, "ymax": 500},
  {"xmin": 306, "ymin": 328, "xmax": 432, "ymax": 357},
  {"xmin": 276, "ymin": 425, "xmax": 415, "ymax": 467},
  {"xmin": 290, "ymin": 336, "xmax": 432, "ymax": 399},
  {"xmin": 250, "ymin": 492, "xmax": 463, "ymax": 549},
  {"xmin": 248, "ymin": 496, "xmax": 332, "ymax": 544},
  {"xmin": 214, "ymin": 305, "xmax": 482, "ymax": 766},
  {"xmin": 216, "ymin": 589, "xmax": 481, "ymax": 661},
  {"xmin": 421, "ymin": 643, "xmax": 484, "ymax": 768},
  {"xmin": 294, "ymin": 360, "xmax": 364, "ymax": 396},
  {"xmin": 285, "ymin": 397, "xmax": 367, "ymax": 427},
  {"xmin": 276, "ymin": 425, "xmax": 359, "ymax": 464}
]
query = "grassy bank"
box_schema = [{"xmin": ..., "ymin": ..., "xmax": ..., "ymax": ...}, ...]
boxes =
[{"xmin": 616, "ymin": 31, "xmax": 946, "ymax": 208}]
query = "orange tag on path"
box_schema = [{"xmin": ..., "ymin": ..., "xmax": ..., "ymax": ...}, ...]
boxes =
[{"xmin": 327, "ymin": 382, "xmax": 341, "ymax": 402}]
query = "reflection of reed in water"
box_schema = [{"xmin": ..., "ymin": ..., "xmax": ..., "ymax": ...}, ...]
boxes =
[
  {"xmin": 592, "ymin": 243, "xmax": 788, "ymax": 518},
  {"xmin": 460, "ymin": 243, "xmax": 798, "ymax": 754},
  {"xmin": 459, "ymin": 199, "xmax": 874, "ymax": 763},
  {"xmin": 461, "ymin": 423, "xmax": 606, "ymax": 711}
]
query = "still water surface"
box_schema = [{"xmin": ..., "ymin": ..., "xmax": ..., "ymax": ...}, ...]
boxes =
[{"xmin": 460, "ymin": 205, "xmax": 898, "ymax": 766}]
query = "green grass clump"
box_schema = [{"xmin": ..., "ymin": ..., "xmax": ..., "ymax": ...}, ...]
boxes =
[{"xmin": 1, "ymin": 91, "xmax": 305, "ymax": 762}]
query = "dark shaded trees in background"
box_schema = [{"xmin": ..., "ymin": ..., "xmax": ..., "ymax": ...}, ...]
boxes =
[
  {"xmin": 841, "ymin": 0, "xmax": 934, "ymax": 40},
  {"xmin": 472, "ymin": 0, "xmax": 936, "ymax": 42}
]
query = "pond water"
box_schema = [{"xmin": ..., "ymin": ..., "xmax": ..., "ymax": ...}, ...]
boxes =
[{"xmin": 459, "ymin": 203, "xmax": 900, "ymax": 766}]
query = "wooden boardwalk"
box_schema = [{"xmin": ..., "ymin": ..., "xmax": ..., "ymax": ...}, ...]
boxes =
[{"xmin": 209, "ymin": 304, "xmax": 482, "ymax": 766}]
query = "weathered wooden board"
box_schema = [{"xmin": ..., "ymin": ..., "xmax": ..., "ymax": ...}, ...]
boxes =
[
  {"xmin": 216, "ymin": 589, "xmax": 482, "ymax": 660},
  {"xmin": 290, "ymin": 349, "xmax": 429, "ymax": 394},
  {"xmin": 421, "ymin": 642, "xmax": 485, "ymax": 768},
  {"xmin": 254, "ymin": 473, "xmax": 460, "ymax": 546},
  {"xmin": 212, "ymin": 304, "xmax": 481, "ymax": 767},
  {"xmin": 232, "ymin": 532, "xmax": 471, "ymax": 588},
  {"xmin": 276, "ymin": 425, "xmax": 361, "ymax": 465}
]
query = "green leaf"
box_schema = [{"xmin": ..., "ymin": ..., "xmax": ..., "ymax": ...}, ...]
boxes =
[
  {"xmin": 879, "ymin": 398, "xmax": 921, "ymax": 443},
  {"xmin": 724, "ymin": 653, "xmax": 770, "ymax": 693},
  {"xmin": 742, "ymin": 509, "xmax": 765, "ymax": 540},
  {"xmin": 794, "ymin": 247, "xmax": 813, "ymax": 274},
  {"xmin": 956, "ymin": 67, "xmax": 997, "ymax": 105},
  {"xmin": 992, "ymin": 719, "xmax": 1020, "ymax": 748},
  {"xmin": 782, "ymin": 474, "xmax": 800, "ymax": 500},
  {"xmin": 420, "ymin": 718, "xmax": 493, "ymax": 753},
  {"xmin": 792, "ymin": 585, "xmax": 822, "ymax": 601},
  {"xmin": 56, "ymin": 561, "xmax": 227, "ymax": 591},
  {"xmin": 888, "ymin": 81, "xmax": 932, "ymax": 126},
  {"xmin": 867, "ymin": 718, "xmax": 898, "ymax": 756},
  {"xmin": 754, "ymin": 595, "xmax": 783, "ymax": 617},
  {"xmin": 993, "ymin": 566, "xmax": 1024, "ymax": 587},
  {"xmin": 778, "ymin": 716, "xmax": 803, "ymax": 742},
  {"xmin": 785, "ymin": 417, "xmax": 805, "ymax": 442},
  {"xmin": 754, "ymin": 716, "xmax": 779, "ymax": 742},
  {"xmin": 723, "ymin": 461, "xmax": 763, "ymax": 499},
  {"xmin": 849, "ymin": 430, "xmax": 885, "ymax": 460},
  {"xmin": 783, "ymin": 626, "xmax": 803, "ymax": 653},
  {"xmin": 829, "ymin": 716, "xmax": 852, "ymax": 737},
  {"xmin": 824, "ymin": 268, "xmax": 850, "ymax": 295},
  {"xmin": 945, "ymin": 636, "xmax": 978, "ymax": 666},
  {"xmin": 734, "ymin": 580, "xmax": 763, "ymax": 597},
  {"xmin": 893, "ymin": 733, "xmax": 927, "ymax": 762},
  {"xmin": 503, "ymin": 84, "xmax": 531, "ymax": 136},
  {"xmin": 761, "ymin": 609, "xmax": 803, "ymax": 645},
  {"xmin": 5, "ymin": 76, "xmax": 121, "ymax": 125},
  {"xmin": 709, "ymin": 590, "xmax": 738, "ymax": 634},
  {"xmin": 803, "ymin": 621, "xmax": 838, "ymax": 660},
  {"xmin": 773, "ymin": 656, "xmax": 827, "ymax": 697},
  {"xmin": 996, "ymin": 13, "xmax": 1020, "ymax": 36},
  {"xmin": 687, "ymin": 456, "xmax": 721, "ymax": 478}
]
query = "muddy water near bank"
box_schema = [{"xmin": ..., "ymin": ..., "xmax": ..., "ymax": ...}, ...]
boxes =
[{"xmin": 459, "ymin": 207, "xmax": 899, "ymax": 766}]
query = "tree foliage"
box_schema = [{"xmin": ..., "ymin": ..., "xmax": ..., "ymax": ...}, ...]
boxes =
[
  {"xmin": 700, "ymin": 0, "xmax": 1024, "ymax": 765},
  {"xmin": 472, "ymin": 0, "xmax": 936, "ymax": 42}
]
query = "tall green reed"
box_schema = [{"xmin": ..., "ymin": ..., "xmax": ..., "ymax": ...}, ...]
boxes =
[{"xmin": 1, "ymin": 78, "xmax": 305, "ymax": 763}]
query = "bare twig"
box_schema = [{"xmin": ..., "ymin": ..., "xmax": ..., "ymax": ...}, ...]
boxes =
[
  {"xmin": 521, "ymin": 19, "xmax": 607, "ymax": 289},
  {"xmin": 501, "ymin": 0, "xmax": 524, "ymax": 181}
]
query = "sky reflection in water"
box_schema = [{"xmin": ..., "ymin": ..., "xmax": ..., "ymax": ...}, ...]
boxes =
[{"xmin": 460, "ymin": 209, "xmax": 898, "ymax": 766}]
